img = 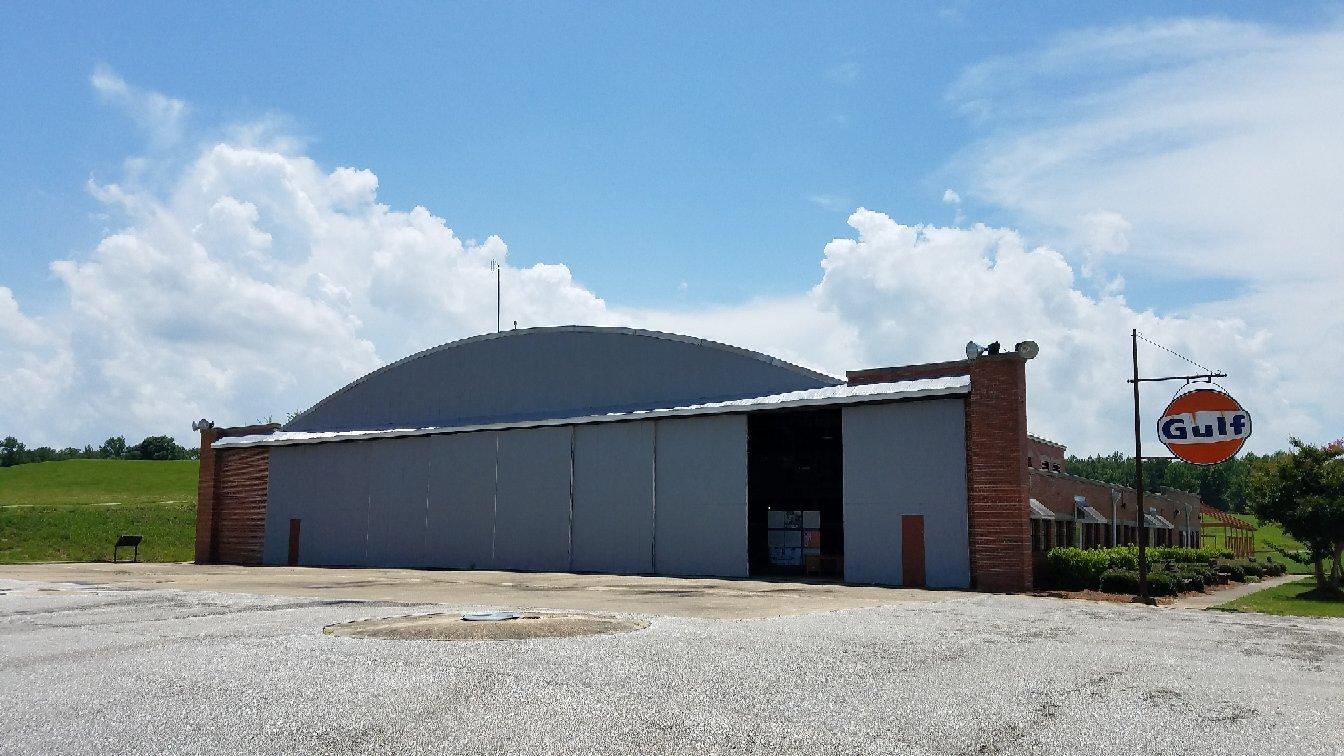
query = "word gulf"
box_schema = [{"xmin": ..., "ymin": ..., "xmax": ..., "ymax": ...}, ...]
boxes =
[{"xmin": 1158, "ymin": 411, "xmax": 1251, "ymax": 444}]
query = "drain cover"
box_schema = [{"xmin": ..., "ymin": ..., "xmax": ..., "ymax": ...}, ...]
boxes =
[{"xmin": 325, "ymin": 612, "xmax": 647, "ymax": 641}]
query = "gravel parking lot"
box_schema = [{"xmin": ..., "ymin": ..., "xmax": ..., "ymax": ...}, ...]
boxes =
[{"xmin": 2, "ymin": 576, "xmax": 1341, "ymax": 755}]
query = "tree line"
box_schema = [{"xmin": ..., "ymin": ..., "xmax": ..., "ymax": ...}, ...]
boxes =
[
  {"xmin": 1065, "ymin": 451, "xmax": 1287, "ymax": 513},
  {"xmin": 0, "ymin": 435, "xmax": 199, "ymax": 467}
]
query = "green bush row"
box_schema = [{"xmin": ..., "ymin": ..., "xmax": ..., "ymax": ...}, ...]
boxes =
[{"xmin": 1045, "ymin": 545, "xmax": 1236, "ymax": 590}]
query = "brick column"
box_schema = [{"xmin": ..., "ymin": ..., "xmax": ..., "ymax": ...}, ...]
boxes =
[
  {"xmin": 194, "ymin": 425, "xmax": 221, "ymax": 564},
  {"xmin": 964, "ymin": 355, "xmax": 1031, "ymax": 591}
]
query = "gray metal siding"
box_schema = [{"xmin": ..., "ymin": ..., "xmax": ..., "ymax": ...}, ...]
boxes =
[
  {"xmin": 364, "ymin": 437, "xmax": 430, "ymax": 569},
  {"xmin": 264, "ymin": 442, "xmax": 371, "ymax": 567},
  {"xmin": 493, "ymin": 427, "xmax": 573, "ymax": 571},
  {"xmin": 842, "ymin": 399, "xmax": 969, "ymax": 587},
  {"xmin": 424, "ymin": 432, "xmax": 497, "ymax": 570},
  {"xmin": 653, "ymin": 415, "xmax": 748, "ymax": 577},
  {"xmin": 571, "ymin": 422, "xmax": 655, "ymax": 574}
]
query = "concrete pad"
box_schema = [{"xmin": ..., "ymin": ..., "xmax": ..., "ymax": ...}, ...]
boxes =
[{"xmin": 0, "ymin": 562, "xmax": 961, "ymax": 619}]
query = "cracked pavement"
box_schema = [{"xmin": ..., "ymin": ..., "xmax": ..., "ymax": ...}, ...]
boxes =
[{"xmin": 1, "ymin": 577, "xmax": 1341, "ymax": 755}]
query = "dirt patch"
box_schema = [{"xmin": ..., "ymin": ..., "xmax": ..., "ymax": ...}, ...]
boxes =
[
  {"xmin": 1031, "ymin": 589, "xmax": 1178, "ymax": 605},
  {"xmin": 324, "ymin": 612, "xmax": 648, "ymax": 641}
]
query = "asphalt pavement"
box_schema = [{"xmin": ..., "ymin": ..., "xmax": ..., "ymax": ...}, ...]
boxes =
[{"xmin": 1, "ymin": 576, "xmax": 1341, "ymax": 755}]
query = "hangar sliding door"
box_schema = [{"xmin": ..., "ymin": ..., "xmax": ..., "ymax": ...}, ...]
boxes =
[
  {"xmin": 494, "ymin": 427, "xmax": 573, "ymax": 572},
  {"xmin": 364, "ymin": 437, "xmax": 431, "ymax": 569},
  {"xmin": 424, "ymin": 432, "xmax": 497, "ymax": 570},
  {"xmin": 264, "ymin": 442, "xmax": 370, "ymax": 567},
  {"xmin": 654, "ymin": 415, "xmax": 748, "ymax": 577},
  {"xmin": 842, "ymin": 399, "xmax": 969, "ymax": 588},
  {"xmin": 572, "ymin": 421, "xmax": 655, "ymax": 574}
]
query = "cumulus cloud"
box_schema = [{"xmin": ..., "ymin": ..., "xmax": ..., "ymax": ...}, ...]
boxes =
[
  {"xmin": 0, "ymin": 288, "xmax": 73, "ymax": 443},
  {"xmin": 11, "ymin": 117, "xmax": 610, "ymax": 445}
]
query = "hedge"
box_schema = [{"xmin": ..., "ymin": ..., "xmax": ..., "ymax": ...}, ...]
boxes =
[{"xmin": 1045, "ymin": 545, "xmax": 1235, "ymax": 590}]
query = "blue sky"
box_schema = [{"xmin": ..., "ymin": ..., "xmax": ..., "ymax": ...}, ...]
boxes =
[
  {"xmin": 3, "ymin": 1, "xmax": 1324, "ymax": 310},
  {"xmin": 1, "ymin": 2, "xmax": 1341, "ymax": 451}
]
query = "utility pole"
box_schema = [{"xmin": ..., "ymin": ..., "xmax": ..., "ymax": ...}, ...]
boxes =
[
  {"xmin": 1128, "ymin": 329, "xmax": 1227, "ymax": 604},
  {"xmin": 1131, "ymin": 329, "xmax": 1149, "ymax": 602}
]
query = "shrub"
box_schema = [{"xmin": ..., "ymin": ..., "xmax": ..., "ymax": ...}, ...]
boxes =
[
  {"xmin": 1045, "ymin": 546, "xmax": 1229, "ymax": 590},
  {"xmin": 1098, "ymin": 569, "xmax": 1180, "ymax": 596},
  {"xmin": 1046, "ymin": 547, "xmax": 1136, "ymax": 589},
  {"xmin": 1222, "ymin": 564, "xmax": 1247, "ymax": 582},
  {"xmin": 1150, "ymin": 546, "xmax": 1232, "ymax": 563},
  {"xmin": 1099, "ymin": 569, "xmax": 1139, "ymax": 594}
]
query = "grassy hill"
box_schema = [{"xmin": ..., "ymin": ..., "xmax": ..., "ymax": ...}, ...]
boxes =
[
  {"xmin": 0, "ymin": 460, "xmax": 198, "ymax": 563},
  {"xmin": 1202, "ymin": 510, "xmax": 1314, "ymax": 575}
]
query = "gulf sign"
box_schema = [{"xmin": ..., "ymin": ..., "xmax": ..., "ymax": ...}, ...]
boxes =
[{"xmin": 1157, "ymin": 389, "xmax": 1251, "ymax": 465}]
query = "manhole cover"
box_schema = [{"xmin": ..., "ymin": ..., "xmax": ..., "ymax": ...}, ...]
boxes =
[{"xmin": 324, "ymin": 612, "xmax": 647, "ymax": 641}]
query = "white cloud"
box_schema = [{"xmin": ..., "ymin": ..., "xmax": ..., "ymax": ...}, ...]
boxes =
[
  {"xmin": 941, "ymin": 17, "xmax": 1344, "ymax": 451},
  {"xmin": 627, "ymin": 209, "xmax": 1297, "ymax": 455},
  {"xmin": 90, "ymin": 64, "xmax": 188, "ymax": 146},
  {"xmin": 10, "ymin": 114, "xmax": 611, "ymax": 445},
  {"xmin": 0, "ymin": 288, "xmax": 73, "ymax": 445},
  {"xmin": 942, "ymin": 189, "xmax": 961, "ymax": 204},
  {"xmin": 808, "ymin": 194, "xmax": 851, "ymax": 212}
]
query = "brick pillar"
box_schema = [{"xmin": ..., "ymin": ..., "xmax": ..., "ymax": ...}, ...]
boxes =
[
  {"xmin": 964, "ymin": 355, "xmax": 1031, "ymax": 591},
  {"xmin": 194, "ymin": 425, "xmax": 221, "ymax": 564}
]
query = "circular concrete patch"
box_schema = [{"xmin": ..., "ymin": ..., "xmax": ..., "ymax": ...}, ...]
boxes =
[{"xmin": 324, "ymin": 612, "xmax": 648, "ymax": 641}]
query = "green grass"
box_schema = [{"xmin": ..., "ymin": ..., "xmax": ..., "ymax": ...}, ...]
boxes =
[
  {"xmin": 0, "ymin": 460, "xmax": 198, "ymax": 563},
  {"xmin": 0, "ymin": 459, "xmax": 198, "ymax": 506},
  {"xmin": 1215, "ymin": 577, "xmax": 1344, "ymax": 619}
]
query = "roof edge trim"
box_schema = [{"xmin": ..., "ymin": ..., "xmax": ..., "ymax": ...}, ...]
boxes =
[{"xmin": 221, "ymin": 378, "xmax": 967, "ymax": 449}]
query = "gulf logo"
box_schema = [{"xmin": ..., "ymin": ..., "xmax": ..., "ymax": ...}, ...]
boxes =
[{"xmin": 1156, "ymin": 388, "xmax": 1252, "ymax": 465}]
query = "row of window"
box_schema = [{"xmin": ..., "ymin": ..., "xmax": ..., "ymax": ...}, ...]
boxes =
[{"xmin": 1030, "ymin": 520, "xmax": 1198, "ymax": 552}]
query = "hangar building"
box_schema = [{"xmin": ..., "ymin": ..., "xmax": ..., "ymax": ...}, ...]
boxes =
[{"xmin": 196, "ymin": 326, "xmax": 1039, "ymax": 591}]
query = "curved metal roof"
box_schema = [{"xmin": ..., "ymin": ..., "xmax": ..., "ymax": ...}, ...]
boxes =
[{"xmin": 284, "ymin": 325, "xmax": 842, "ymax": 433}]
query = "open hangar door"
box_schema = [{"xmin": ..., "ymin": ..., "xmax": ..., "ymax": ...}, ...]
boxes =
[{"xmin": 747, "ymin": 408, "xmax": 844, "ymax": 579}]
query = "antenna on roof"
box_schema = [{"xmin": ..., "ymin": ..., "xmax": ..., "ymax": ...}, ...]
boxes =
[{"xmin": 490, "ymin": 260, "xmax": 501, "ymax": 332}]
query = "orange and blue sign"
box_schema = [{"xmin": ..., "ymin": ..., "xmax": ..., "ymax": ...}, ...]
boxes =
[{"xmin": 1157, "ymin": 388, "xmax": 1251, "ymax": 465}]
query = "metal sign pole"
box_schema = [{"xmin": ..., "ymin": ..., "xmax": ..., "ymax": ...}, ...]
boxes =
[
  {"xmin": 1131, "ymin": 329, "xmax": 1149, "ymax": 602},
  {"xmin": 1127, "ymin": 329, "xmax": 1231, "ymax": 604}
]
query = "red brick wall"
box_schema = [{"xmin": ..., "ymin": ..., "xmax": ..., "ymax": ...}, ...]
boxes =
[
  {"xmin": 1027, "ymin": 437, "xmax": 1067, "ymax": 473},
  {"xmin": 1029, "ymin": 470, "xmax": 1129, "ymax": 521},
  {"xmin": 212, "ymin": 447, "xmax": 270, "ymax": 565},
  {"xmin": 848, "ymin": 353, "xmax": 1033, "ymax": 591},
  {"xmin": 195, "ymin": 423, "xmax": 279, "ymax": 565}
]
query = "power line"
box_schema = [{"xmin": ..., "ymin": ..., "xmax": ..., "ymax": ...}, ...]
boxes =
[{"xmin": 1135, "ymin": 331, "xmax": 1218, "ymax": 375}]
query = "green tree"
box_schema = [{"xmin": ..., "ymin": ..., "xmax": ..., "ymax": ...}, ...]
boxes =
[
  {"xmin": 1248, "ymin": 439, "xmax": 1344, "ymax": 594},
  {"xmin": 132, "ymin": 435, "xmax": 188, "ymax": 461},
  {"xmin": 0, "ymin": 437, "xmax": 24, "ymax": 467},
  {"xmin": 99, "ymin": 436, "xmax": 128, "ymax": 459}
]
